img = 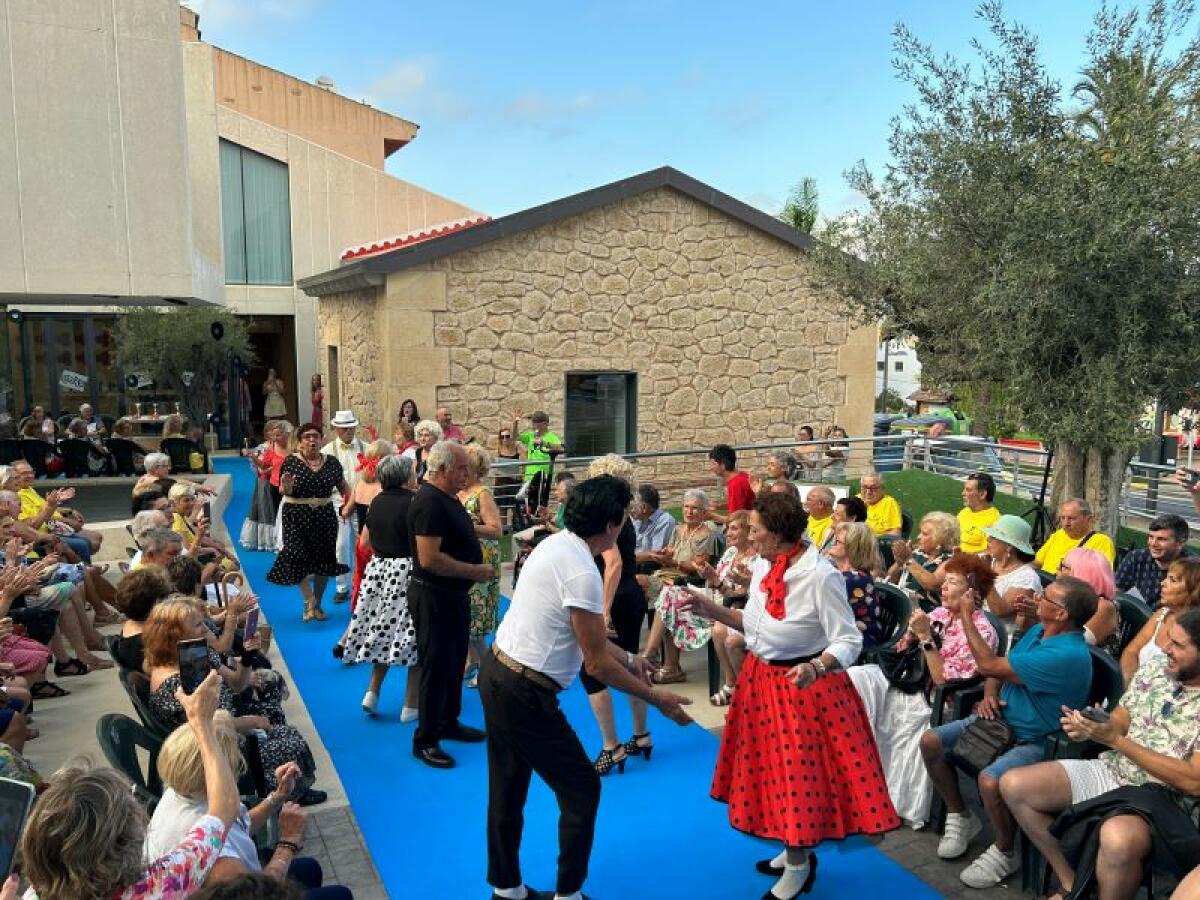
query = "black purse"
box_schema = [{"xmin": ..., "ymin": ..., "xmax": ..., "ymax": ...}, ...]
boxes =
[
  {"xmin": 876, "ymin": 642, "xmax": 928, "ymax": 694},
  {"xmin": 946, "ymin": 716, "xmax": 1016, "ymax": 778}
]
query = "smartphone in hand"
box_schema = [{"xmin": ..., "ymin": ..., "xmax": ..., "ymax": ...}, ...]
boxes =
[
  {"xmin": 177, "ymin": 637, "xmax": 211, "ymax": 694},
  {"xmin": 0, "ymin": 776, "xmax": 35, "ymax": 879},
  {"xmin": 1080, "ymin": 706, "xmax": 1111, "ymax": 723},
  {"xmin": 243, "ymin": 607, "xmax": 260, "ymax": 643}
]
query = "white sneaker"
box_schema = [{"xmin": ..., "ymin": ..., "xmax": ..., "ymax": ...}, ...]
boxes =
[
  {"xmin": 361, "ymin": 691, "xmax": 378, "ymax": 716},
  {"xmin": 937, "ymin": 812, "xmax": 982, "ymax": 859},
  {"xmin": 400, "ymin": 706, "xmax": 419, "ymax": 723},
  {"xmin": 960, "ymin": 844, "xmax": 1019, "ymax": 888}
]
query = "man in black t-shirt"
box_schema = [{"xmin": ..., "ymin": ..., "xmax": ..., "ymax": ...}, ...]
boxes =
[{"xmin": 408, "ymin": 440, "xmax": 493, "ymax": 768}]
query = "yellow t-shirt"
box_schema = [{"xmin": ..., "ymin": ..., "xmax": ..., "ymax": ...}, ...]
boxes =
[
  {"xmin": 807, "ymin": 515, "xmax": 834, "ymax": 549},
  {"xmin": 958, "ymin": 505, "xmax": 1002, "ymax": 554},
  {"xmin": 1034, "ymin": 529, "xmax": 1117, "ymax": 574},
  {"xmin": 17, "ymin": 487, "xmax": 62, "ymax": 533},
  {"xmin": 172, "ymin": 513, "xmax": 197, "ymax": 544},
  {"xmin": 864, "ymin": 494, "xmax": 903, "ymax": 536}
]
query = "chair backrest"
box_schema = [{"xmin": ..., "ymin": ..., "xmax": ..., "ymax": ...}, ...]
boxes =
[
  {"xmin": 95, "ymin": 712, "xmax": 163, "ymax": 800},
  {"xmin": 1113, "ymin": 592, "xmax": 1153, "ymax": 655},
  {"xmin": 983, "ymin": 610, "xmax": 1010, "ymax": 656},
  {"xmin": 19, "ymin": 439, "xmax": 60, "ymax": 478},
  {"xmin": 900, "ymin": 508, "xmax": 914, "ymax": 540},
  {"xmin": 0, "ymin": 439, "xmax": 21, "ymax": 465},
  {"xmin": 873, "ymin": 581, "xmax": 912, "ymax": 648},
  {"xmin": 57, "ymin": 438, "xmax": 93, "ymax": 478},
  {"xmin": 106, "ymin": 437, "xmax": 143, "ymax": 476},
  {"xmin": 1088, "ymin": 645, "xmax": 1125, "ymax": 711},
  {"xmin": 118, "ymin": 668, "xmax": 173, "ymax": 740},
  {"xmin": 160, "ymin": 437, "xmax": 207, "ymax": 475},
  {"xmin": 1035, "ymin": 568, "xmax": 1055, "ymax": 588}
]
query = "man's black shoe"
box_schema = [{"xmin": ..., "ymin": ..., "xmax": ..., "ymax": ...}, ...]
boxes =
[
  {"xmin": 413, "ymin": 745, "xmax": 455, "ymax": 768},
  {"xmin": 491, "ymin": 888, "xmax": 552, "ymax": 900},
  {"xmin": 444, "ymin": 722, "xmax": 486, "ymax": 743}
]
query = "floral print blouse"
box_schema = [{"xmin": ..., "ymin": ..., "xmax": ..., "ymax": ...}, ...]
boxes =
[
  {"xmin": 120, "ymin": 814, "xmax": 227, "ymax": 899},
  {"xmin": 929, "ymin": 606, "xmax": 999, "ymax": 682},
  {"xmin": 842, "ymin": 568, "xmax": 885, "ymax": 648}
]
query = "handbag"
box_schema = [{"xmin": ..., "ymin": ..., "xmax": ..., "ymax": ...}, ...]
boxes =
[
  {"xmin": 946, "ymin": 716, "xmax": 1016, "ymax": 778},
  {"xmin": 876, "ymin": 642, "xmax": 928, "ymax": 694}
]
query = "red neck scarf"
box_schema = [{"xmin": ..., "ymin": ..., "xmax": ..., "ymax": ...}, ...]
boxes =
[{"xmin": 762, "ymin": 542, "xmax": 804, "ymax": 620}]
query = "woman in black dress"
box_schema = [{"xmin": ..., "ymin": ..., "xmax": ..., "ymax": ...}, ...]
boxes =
[
  {"xmin": 580, "ymin": 454, "xmax": 654, "ymax": 775},
  {"xmin": 267, "ymin": 422, "xmax": 349, "ymax": 622}
]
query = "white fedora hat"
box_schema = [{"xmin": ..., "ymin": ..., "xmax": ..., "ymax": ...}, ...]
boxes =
[{"xmin": 330, "ymin": 409, "xmax": 359, "ymax": 428}]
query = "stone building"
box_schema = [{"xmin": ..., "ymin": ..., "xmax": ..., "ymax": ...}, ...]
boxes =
[{"xmin": 299, "ymin": 167, "xmax": 875, "ymax": 456}]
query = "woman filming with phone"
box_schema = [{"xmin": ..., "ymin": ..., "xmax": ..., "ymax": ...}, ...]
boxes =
[{"xmin": 143, "ymin": 600, "xmax": 325, "ymax": 805}]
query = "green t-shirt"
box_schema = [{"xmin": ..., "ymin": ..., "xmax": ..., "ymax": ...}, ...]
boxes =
[{"xmin": 519, "ymin": 430, "xmax": 561, "ymax": 480}]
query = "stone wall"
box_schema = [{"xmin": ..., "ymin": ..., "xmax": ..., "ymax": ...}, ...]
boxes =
[
  {"xmin": 316, "ymin": 185, "xmax": 875, "ymax": 457},
  {"xmin": 316, "ymin": 287, "xmax": 384, "ymax": 428}
]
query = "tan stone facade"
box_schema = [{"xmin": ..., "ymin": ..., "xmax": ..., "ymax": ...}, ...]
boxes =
[{"xmin": 315, "ymin": 185, "xmax": 874, "ymax": 451}]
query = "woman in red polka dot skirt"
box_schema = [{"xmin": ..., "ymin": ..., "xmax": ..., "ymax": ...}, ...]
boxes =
[{"xmin": 682, "ymin": 492, "xmax": 899, "ymax": 899}]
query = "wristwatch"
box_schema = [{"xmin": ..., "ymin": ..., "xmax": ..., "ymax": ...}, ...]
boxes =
[{"xmin": 920, "ymin": 640, "xmax": 937, "ymax": 652}]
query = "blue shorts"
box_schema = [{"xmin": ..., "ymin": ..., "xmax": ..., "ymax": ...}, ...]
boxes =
[{"xmin": 931, "ymin": 714, "xmax": 1045, "ymax": 781}]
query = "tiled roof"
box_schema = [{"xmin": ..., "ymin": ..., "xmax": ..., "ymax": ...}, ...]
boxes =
[{"xmin": 340, "ymin": 215, "xmax": 492, "ymax": 262}]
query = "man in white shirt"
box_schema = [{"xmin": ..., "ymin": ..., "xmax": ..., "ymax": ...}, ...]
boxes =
[
  {"xmin": 321, "ymin": 409, "xmax": 367, "ymax": 603},
  {"xmin": 480, "ymin": 475, "xmax": 693, "ymax": 900}
]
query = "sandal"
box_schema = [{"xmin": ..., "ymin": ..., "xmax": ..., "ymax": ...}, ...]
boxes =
[
  {"xmin": 593, "ymin": 745, "xmax": 627, "ymax": 776},
  {"xmin": 53, "ymin": 659, "xmax": 89, "ymax": 677},
  {"xmin": 89, "ymin": 564, "xmax": 110, "ymax": 577},
  {"xmin": 80, "ymin": 656, "xmax": 114, "ymax": 671},
  {"xmin": 310, "ymin": 606, "xmax": 327, "ymax": 621},
  {"xmin": 710, "ymin": 683, "xmax": 735, "ymax": 706},
  {"xmin": 623, "ymin": 731, "xmax": 654, "ymax": 762},
  {"xmin": 30, "ymin": 681, "xmax": 69, "ymax": 700},
  {"xmin": 651, "ymin": 666, "xmax": 686, "ymax": 684}
]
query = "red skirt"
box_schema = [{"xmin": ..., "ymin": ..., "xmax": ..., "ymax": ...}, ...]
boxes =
[
  {"xmin": 351, "ymin": 543, "xmax": 373, "ymax": 611},
  {"xmin": 712, "ymin": 653, "xmax": 900, "ymax": 847}
]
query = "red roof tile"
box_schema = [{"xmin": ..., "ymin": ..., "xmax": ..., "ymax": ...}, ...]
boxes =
[{"xmin": 340, "ymin": 216, "xmax": 492, "ymax": 262}]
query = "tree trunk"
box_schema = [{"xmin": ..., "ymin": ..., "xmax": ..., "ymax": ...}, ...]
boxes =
[
  {"xmin": 1049, "ymin": 442, "xmax": 1131, "ymax": 539},
  {"xmin": 972, "ymin": 383, "xmax": 992, "ymax": 438}
]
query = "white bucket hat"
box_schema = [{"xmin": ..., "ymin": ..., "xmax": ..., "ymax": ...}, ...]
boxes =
[{"xmin": 330, "ymin": 410, "xmax": 359, "ymax": 428}]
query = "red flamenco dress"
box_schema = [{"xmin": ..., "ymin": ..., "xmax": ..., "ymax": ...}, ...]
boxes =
[{"xmin": 711, "ymin": 548, "xmax": 900, "ymax": 848}]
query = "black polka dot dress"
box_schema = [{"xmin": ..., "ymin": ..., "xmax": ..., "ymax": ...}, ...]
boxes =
[
  {"xmin": 711, "ymin": 653, "xmax": 901, "ymax": 847},
  {"xmin": 267, "ymin": 454, "xmax": 350, "ymax": 586}
]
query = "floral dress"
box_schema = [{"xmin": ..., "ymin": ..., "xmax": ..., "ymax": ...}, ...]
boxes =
[
  {"xmin": 464, "ymin": 486, "xmax": 500, "ymax": 639},
  {"xmin": 120, "ymin": 814, "xmax": 227, "ymax": 899}
]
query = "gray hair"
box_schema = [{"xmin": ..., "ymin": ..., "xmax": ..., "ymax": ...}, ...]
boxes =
[
  {"xmin": 132, "ymin": 510, "xmax": 169, "ymax": 546},
  {"xmin": 377, "ymin": 454, "xmax": 413, "ymax": 490},
  {"xmin": 807, "ymin": 485, "xmax": 835, "ymax": 507},
  {"xmin": 426, "ymin": 440, "xmax": 460, "ymax": 475},
  {"xmin": 0, "ymin": 490, "xmax": 16, "ymax": 505},
  {"xmin": 767, "ymin": 449, "xmax": 792, "ymax": 469},
  {"xmin": 413, "ymin": 419, "xmax": 444, "ymax": 441},
  {"xmin": 143, "ymin": 528, "xmax": 182, "ymax": 555},
  {"xmin": 1065, "ymin": 497, "xmax": 1093, "ymax": 517},
  {"xmin": 682, "ymin": 488, "xmax": 710, "ymax": 509},
  {"xmin": 143, "ymin": 452, "xmax": 171, "ymax": 473}
]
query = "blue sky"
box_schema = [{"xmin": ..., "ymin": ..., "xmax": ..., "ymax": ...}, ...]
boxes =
[{"xmin": 189, "ymin": 0, "xmax": 1106, "ymax": 222}]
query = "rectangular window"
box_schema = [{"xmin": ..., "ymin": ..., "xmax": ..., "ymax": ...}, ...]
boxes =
[
  {"xmin": 564, "ymin": 372, "xmax": 636, "ymax": 456},
  {"xmin": 219, "ymin": 140, "xmax": 292, "ymax": 285},
  {"xmin": 876, "ymin": 361, "xmax": 885, "ymax": 371},
  {"xmin": 894, "ymin": 361, "xmax": 904, "ymax": 372}
]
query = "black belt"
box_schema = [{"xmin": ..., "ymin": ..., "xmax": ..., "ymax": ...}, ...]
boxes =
[
  {"xmin": 765, "ymin": 652, "xmax": 821, "ymax": 668},
  {"xmin": 492, "ymin": 647, "xmax": 563, "ymax": 694}
]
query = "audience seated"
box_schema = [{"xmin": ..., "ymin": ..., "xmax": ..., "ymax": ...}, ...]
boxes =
[
  {"xmin": 693, "ymin": 509, "xmax": 757, "ymax": 705},
  {"xmin": 1116, "ymin": 513, "xmax": 1191, "ymax": 610},
  {"xmin": 638, "ymin": 488, "xmax": 719, "ymax": 683},
  {"xmin": 920, "ymin": 577, "xmax": 1097, "ymax": 888},
  {"xmin": 63, "ymin": 416, "xmax": 114, "ymax": 475},
  {"xmin": 850, "ymin": 552, "xmax": 999, "ymax": 828},
  {"xmin": 827, "ymin": 522, "xmax": 886, "ymax": 646},
  {"xmin": 20, "ymin": 672, "xmax": 241, "ymax": 900},
  {"xmin": 133, "ymin": 452, "xmax": 177, "ymax": 511},
  {"xmin": 803, "ymin": 485, "xmax": 836, "ymax": 553},
  {"xmin": 1034, "ymin": 498, "xmax": 1117, "ymax": 574},
  {"xmin": 1121, "ymin": 557, "xmax": 1200, "ymax": 685},
  {"xmin": 860, "ymin": 472, "xmax": 904, "ymax": 537},
  {"xmin": 631, "ymin": 484, "xmax": 676, "ymax": 572},
  {"xmin": 792, "ymin": 424, "xmax": 823, "ymax": 480},
  {"xmin": 981, "ymin": 515, "xmax": 1044, "ymax": 637},
  {"xmin": 169, "ymin": 483, "xmax": 239, "ymax": 572},
  {"xmin": 1002, "ymin": 607, "xmax": 1200, "ymax": 900},
  {"xmin": 749, "ymin": 450, "xmax": 796, "ymax": 495},
  {"xmin": 146, "ymin": 714, "xmax": 352, "ymax": 898},
  {"xmin": 142, "ymin": 599, "xmax": 323, "ymax": 803},
  {"xmin": 111, "ymin": 566, "xmax": 173, "ymax": 672},
  {"xmin": 11, "ymin": 460, "xmax": 102, "ymax": 562},
  {"xmin": 134, "ymin": 527, "xmax": 184, "ymax": 571},
  {"xmin": 833, "ymin": 495, "xmax": 868, "ymax": 528},
  {"xmin": 958, "ymin": 473, "xmax": 1001, "ymax": 554},
  {"xmin": 886, "ymin": 511, "xmax": 959, "ymax": 609},
  {"xmin": 1059, "ymin": 547, "xmax": 1121, "ymax": 654}
]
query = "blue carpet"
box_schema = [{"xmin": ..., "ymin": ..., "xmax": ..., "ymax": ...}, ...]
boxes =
[{"xmin": 216, "ymin": 458, "xmax": 941, "ymax": 899}]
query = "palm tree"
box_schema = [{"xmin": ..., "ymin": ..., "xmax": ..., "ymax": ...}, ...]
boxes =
[{"xmin": 779, "ymin": 177, "xmax": 819, "ymax": 233}]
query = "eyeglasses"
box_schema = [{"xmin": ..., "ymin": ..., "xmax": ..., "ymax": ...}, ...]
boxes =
[
  {"xmin": 1037, "ymin": 592, "xmax": 1066, "ymax": 609},
  {"xmin": 499, "ymin": 433, "xmax": 511, "ymax": 439}
]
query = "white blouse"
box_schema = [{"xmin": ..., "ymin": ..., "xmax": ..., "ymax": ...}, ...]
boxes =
[{"xmin": 741, "ymin": 544, "xmax": 863, "ymax": 670}]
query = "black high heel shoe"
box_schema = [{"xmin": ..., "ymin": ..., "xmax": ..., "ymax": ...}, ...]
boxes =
[
  {"xmin": 622, "ymin": 731, "xmax": 653, "ymax": 762},
  {"xmin": 758, "ymin": 854, "xmax": 818, "ymax": 899},
  {"xmin": 593, "ymin": 745, "xmax": 626, "ymax": 776}
]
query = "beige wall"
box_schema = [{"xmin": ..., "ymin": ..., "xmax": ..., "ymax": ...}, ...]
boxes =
[
  {"xmin": 318, "ymin": 187, "xmax": 874, "ymax": 455},
  {"xmin": 0, "ymin": 0, "xmax": 213, "ymax": 302}
]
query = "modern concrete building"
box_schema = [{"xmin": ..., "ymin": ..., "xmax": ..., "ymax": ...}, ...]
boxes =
[
  {"xmin": 300, "ymin": 167, "xmax": 876, "ymax": 456},
  {"xmin": 0, "ymin": 0, "xmax": 474, "ymax": 430}
]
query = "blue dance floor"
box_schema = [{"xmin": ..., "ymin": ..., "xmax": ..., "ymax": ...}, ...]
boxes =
[{"xmin": 216, "ymin": 457, "xmax": 940, "ymax": 899}]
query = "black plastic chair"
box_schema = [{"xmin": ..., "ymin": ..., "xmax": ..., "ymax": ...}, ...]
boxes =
[
  {"xmin": 106, "ymin": 437, "xmax": 144, "ymax": 476},
  {"xmin": 58, "ymin": 438, "xmax": 109, "ymax": 477},
  {"xmin": 859, "ymin": 581, "xmax": 912, "ymax": 665},
  {"xmin": 0, "ymin": 439, "xmax": 21, "ymax": 465},
  {"xmin": 900, "ymin": 508, "xmax": 914, "ymax": 540},
  {"xmin": 117, "ymin": 668, "xmax": 172, "ymax": 740},
  {"xmin": 95, "ymin": 712, "xmax": 163, "ymax": 806},
  {"xmin": 19, "ymin": 439, "xmax": 63, "ymax": 478},
  {"xmin": 160, "ymin": 437, "xmax": 209, "ymax": 475},
  {"xmin": 1113, "ymin": 592, "xmax": 1152, "ymax": 656}
]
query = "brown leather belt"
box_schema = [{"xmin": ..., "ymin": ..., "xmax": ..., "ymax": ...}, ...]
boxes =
[{"xmin": 492, "ymin": 646, "xmax": 563, "ymax": 693}]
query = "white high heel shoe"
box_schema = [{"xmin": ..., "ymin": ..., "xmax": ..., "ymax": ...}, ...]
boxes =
[{"xmin": 362, "ymin": 690, "xmax": 379, "ymax": 716}]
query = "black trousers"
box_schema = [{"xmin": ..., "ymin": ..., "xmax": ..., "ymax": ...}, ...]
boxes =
[
  {"xmin": 479, "ymin": 651, "xmax": 600, "ymax": 896},
  {"xmin": 409, "ymin": 578, "xmax": 469, "ymax": 750}
]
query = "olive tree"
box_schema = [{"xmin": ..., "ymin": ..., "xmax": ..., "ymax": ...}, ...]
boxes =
[{"xmin": 814, "ymin": 1, "xmax": 1200, "ymax": 535}]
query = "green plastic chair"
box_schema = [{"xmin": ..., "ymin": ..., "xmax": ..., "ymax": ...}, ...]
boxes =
[
  {"xmin": 858, "ymin": 581, "xmax": 912, "ymax": 665},
  {"xmin": 96, "ymin": 713, "xmax": 163, "ymax": 809},
  {"xmin": 1113, "ymin": 592, "xmax": 1152, "ymax": 656}
]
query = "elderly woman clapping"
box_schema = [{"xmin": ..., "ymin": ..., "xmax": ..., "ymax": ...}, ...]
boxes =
[
  {"xmin": 637, "ymin": 488, "xmax": 719, "ymax": 684},
  {"xmin": 19, "ymin": 670, "xmax": 239, "ymax": 900},
  {"xmin": 401, "ymin": 419, "xmax": 442, "ymax": 481},
  {"xmin": 145, "ymin": 715, "xmax": 351, "ymax": 898},
  {"xmin": 886, "ymin": 511, "xmax": 959, "ymax": 610}
]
